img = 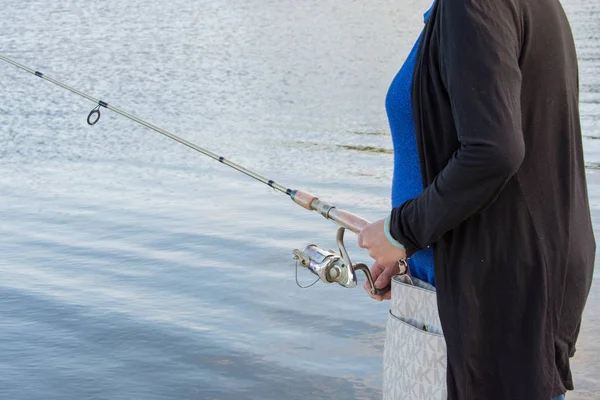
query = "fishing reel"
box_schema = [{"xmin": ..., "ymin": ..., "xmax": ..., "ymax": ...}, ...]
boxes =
[{"xmin": 293, "ymin": 227, "xmax": 391, "ymax": 295}]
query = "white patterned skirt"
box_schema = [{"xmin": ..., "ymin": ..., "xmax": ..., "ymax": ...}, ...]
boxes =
[{"xmin": 383, "ymin": 274, "xmax": 447, "ymax": 400}]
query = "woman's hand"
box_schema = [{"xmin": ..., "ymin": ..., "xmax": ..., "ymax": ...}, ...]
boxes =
[
  {"xmin": 364, "ymin": 261, "xmax": 399, "ymax": 301},
  {"xmin": 358, "ymin": 218, "xmax": 407, "ymax": 266}
]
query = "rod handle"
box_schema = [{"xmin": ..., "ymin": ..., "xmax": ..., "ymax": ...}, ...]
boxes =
[
  {"xmin": 329, "ymin": 209, "xmax": 369, "ymax": 234},
  {"xmin": 291, "ymin": 190, "xmax": 370, "ymax": 234},
  {"xmin": 291, "ymin": 190, "xmax": 318, "ymax": 210}
]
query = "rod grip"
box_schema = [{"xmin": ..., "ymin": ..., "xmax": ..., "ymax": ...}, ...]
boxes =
[
  {"xmin": 328, "ymin": 208, "xmax": 369, "ymax": 234},
  {"xmin": 291, "ymin": 190, "xmax": 318, "ymax": 210},
  {"xmin": 291, "ymin": 190, "xmax": 370, "ymax": 234}
]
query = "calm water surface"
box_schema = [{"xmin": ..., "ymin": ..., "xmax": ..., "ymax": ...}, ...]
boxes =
[{"xmin": 1, "ymin": 0, "xmax": 599, "ymax": 399}]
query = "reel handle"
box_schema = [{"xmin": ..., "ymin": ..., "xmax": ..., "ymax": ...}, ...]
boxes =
[
  {"xmin": 353, "ymin": 263, "xmax": 391, "ymax": 295},
  {"xmin": 335, "ymin": 227, "xmax": 389, "ymax": 295}
]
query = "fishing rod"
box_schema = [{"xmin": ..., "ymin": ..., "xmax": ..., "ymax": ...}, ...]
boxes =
[{"xmin": 0, "ymin": 54, "xmax": 391, "ymax": 295}]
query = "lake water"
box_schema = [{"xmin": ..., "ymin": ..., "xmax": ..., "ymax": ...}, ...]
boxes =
[{"xmin": 1, "ymin": 0, "xmax": 598, "ymax": 399}]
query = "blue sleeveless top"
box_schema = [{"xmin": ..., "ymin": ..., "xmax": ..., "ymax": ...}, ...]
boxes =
[{"xmin": 385, "ymin": 6, "xmax": 436, "ymax": 286}]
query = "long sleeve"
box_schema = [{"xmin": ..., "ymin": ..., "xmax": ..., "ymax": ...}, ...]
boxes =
[{"xmin": 390, "ymin": 0, "xmax": 525, "ymax": 255}]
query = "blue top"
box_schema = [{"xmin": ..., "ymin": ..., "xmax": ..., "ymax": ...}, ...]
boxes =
[{"xmin": 385, "ymin": 6, "xmax": 436, "ymax": 286}]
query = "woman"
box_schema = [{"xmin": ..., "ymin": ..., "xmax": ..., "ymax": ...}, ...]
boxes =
[{"xmin": 359, "ymin": 0, "xmax": 595, "ymax": 399}]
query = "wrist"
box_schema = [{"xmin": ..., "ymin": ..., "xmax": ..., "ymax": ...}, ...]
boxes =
[{"xmin": 384, "ymin": 214, "xmax": 406, "ymax": 251}]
